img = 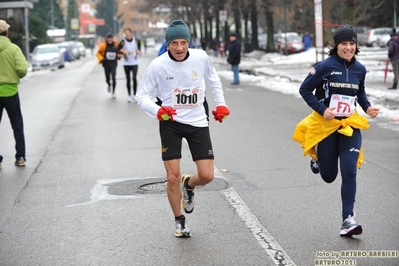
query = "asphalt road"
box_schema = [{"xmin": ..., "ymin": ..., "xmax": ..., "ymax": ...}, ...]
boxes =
[{"xmin": 0, "ymin": 47, "xmax": 398, "ymax": 266}]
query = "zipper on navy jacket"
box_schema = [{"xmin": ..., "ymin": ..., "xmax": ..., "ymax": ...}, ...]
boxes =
[{"xmin": 344, "ymin": 62, "xmax": 350, "ymax": 82}]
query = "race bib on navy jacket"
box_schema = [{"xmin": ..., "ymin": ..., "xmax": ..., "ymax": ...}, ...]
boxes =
[{"xmin": 299, "ymin": 54, "xmax": 371, "ymax": 116}]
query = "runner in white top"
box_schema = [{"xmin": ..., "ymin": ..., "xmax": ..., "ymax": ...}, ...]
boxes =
[
  {"xmin": 136, "ymin": 20, "xmax": 230, "ymax": 238},
  {"xmin": 137, "ymin": 48, "xmax": 227, "ymax": 127},
  {"xmin": 120, "ymin": 28, "xmax": 141, "ymax": 103}
]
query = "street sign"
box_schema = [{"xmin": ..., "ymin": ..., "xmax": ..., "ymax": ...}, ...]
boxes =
[
  {"xmin": 88, "ymin": 24, "xmax": 96, "ymax": 33},
  {"xmin": 81, "ymin": 18, "xmax": 105, "ymax": 26},
  {"xmin": 81, "ymin": 4, "xmax": 90, "ymax": 13},
  {"xmin": 71, "ymin": 18, "xmax": 79, "ymax": 30},
  {"xmin": 219, "ymin": 10, "xmax": 227, "ymax": 22}
]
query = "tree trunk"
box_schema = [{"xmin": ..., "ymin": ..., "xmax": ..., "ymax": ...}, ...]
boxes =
[
  {"xmin": 232, "ymin": 0, "xmax": 241, "ymax": 38},
  {"xmin": 263, "ymin": 0, "xmax": 275, "ymax": 52},
  {"xmin": 250, "ymin": 0, "xmax": 258, "ymax": 50}
]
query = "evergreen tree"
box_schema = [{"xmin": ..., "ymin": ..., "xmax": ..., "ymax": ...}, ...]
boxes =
[
  {"xmin": 30, "ymin": 0, "xmax": 65, "ymax": 29},
  {"xmin": 29, "ymin": 15, "xmax": 51, "ymax": 50},
  {"xmin": 95, "ymin": 0, "xmax": 117, "ymax": 38},
  {"xmin": 6, "ymin": 17, "xmax": 25, "ymax": 52}
]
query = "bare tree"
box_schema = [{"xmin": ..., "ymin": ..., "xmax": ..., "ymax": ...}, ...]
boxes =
[
  {"xmin": 231, "ymin": 0, "xmax": 242, "ymax": 38},
  {"xmin": 249, "ymin": 0, "xmax": 259, "ymax": 50},
  {"xmin": 260, "ymin": 0, "xmax": 275, "ymax": 52},
  {"xmin": 241, "ymin": 0, "xmax": 251, "ymax": 52}
]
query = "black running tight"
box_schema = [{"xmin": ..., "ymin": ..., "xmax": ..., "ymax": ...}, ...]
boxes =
[
  {"xmin": 104, "ymin": 67, "xmax": 116, "ymax": 92},
  {"xmin": 124, "ymin": 65, "xmax": 138, "ymax": 96}
]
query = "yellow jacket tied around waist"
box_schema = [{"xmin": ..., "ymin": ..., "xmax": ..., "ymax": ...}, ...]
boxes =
[{"xmin": 292, "ymin": 110, "xmax": 369, "ymax": 168}]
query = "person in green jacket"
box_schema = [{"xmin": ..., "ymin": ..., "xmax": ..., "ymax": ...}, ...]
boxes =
[{"xmin": 0, "ymin": 20, "xmax": 29, "ymax": 168}]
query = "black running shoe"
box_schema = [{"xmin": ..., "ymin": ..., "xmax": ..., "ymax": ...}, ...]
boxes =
[{"xmin": 310, "ymin": 158, "xmax": 319, "ymax": 174}]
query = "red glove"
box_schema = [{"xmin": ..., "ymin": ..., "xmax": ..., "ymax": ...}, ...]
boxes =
[
  {"xmin": 157, "ymin": 107, "xmax": 177, "ymax": 121},
  {"xmin": 212, "ymin": 105, "xmax": 230, "ymax": 123}
]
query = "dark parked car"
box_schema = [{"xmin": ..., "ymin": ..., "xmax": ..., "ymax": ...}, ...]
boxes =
[
  {"xmin": 60, "ymin": 41, "xmax": 80, "ymax": 60},
  {"xmin": 57, "ymin": 43, "xmax": 72, "ymax": 62}
]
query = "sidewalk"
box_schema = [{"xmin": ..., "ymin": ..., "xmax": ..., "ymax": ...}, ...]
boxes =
[{"xmin": 210, "ymin": 48, "xmax": 399, "ymax": 104}]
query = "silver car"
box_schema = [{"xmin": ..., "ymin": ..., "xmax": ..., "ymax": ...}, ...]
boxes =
[
  {"xmin": 31, "ymin": 44, "xmax": 65, "ymax": 71},
  {"xmin": 76, "ymin": 41, "xmax": 86, "ymax": 57},
  {"xmin": 365, "ymin": 27, "xmax": 392, "ymax": 47}
]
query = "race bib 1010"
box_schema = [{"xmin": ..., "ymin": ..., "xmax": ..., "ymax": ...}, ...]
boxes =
[{"xmin": 172, "ymin": 87, "xmax": 200, "ymax": 108}]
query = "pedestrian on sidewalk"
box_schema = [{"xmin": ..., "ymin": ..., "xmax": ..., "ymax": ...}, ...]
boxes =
[
  {"xmin": 227, "ymin": 33, "xmax": 241, "ymax": 85},
  {"xmin": 136, "ymin": 20, "xmax": 230, "ymax": 238},
  {"xmin": 0, "ymin": 20, "xmax": 29, "ymax": 168},
  {"xmin": 118, "ymin": 28, "xmax": 141, "ymax": 103},
  {"xmin": 388, "ymin": 28, "xmax": 399, "ymax": 90},
  {"xmin": 96, "ymin": 32, "xmax": 123, "ymax": 99},
  {"xmin": 302, "ymin": 31, "xmax": 312, "ymax": 51},
  {"xmin": 293, "ymin": 24, "xmax": 380, "ymax": 237}
]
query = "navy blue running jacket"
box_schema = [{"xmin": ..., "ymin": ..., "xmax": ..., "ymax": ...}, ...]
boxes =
[{"xmin": 299, "ymin": 53, "xmax": 371, "ymax": 116}]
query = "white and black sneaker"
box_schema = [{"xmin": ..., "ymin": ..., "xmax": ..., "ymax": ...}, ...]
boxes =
[
  {"xmin": 181, "ymin": 175, "xmax": 195, "ymax": 213},
  {"xmin": 310, "ymin": 158, "xmax": 319, "ymax": 174},
  {"xmin": 340, "ymin": 213, "xmax": 363, "ymax": 237},
  {"xmin": 107, "ymin": 84, "xmax": 111, "ymax": 93},
  {"xmin": 175, "ymin": 215, "xmax": 191, "ymax": 237}
]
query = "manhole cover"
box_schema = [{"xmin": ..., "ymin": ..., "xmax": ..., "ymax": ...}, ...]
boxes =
[
  {"xmin": 138, "ymin": 180, "xmax": 167, "ymax": 191},
  {"xmin": 107, "ymin": 177, "xmax": 229, "ymax": 195}
]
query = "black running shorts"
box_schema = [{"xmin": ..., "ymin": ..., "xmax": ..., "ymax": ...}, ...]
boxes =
[{"xmin": 159, "ymin": 120, "xmax": 214, "ymax": 161}]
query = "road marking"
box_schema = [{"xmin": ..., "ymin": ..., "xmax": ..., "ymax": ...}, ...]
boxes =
[
  {"xmin": 65, "ymin": 177, "xmax": 156, "ymax": 207},
  {"xmin": 216, "ymin": 168, "xmax": 296, "ymax": 266},
  {"xmin": 225, "ymin": 87, "xmax": 244, "ymax": 91},
  {"xmin": 68, "ymin": 168, "xmax": 295, "ymax": 265}
]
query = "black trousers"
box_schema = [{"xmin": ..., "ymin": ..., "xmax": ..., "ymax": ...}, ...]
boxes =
[
  {"xmin": 124, "ymin": 65, "xmax": 138, "ymax": 96},
  {"xmin": 104, "ymin": 66, "xmax": 116, "ymax": 93},
  {"xmin": 0, "ymin": 93, "xmax": 25, "ymax": 161}
]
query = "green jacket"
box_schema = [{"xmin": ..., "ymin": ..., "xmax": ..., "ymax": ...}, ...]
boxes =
[{"xmin": 0, "ymin": 35, "xmax": 28, "ymax": 97}]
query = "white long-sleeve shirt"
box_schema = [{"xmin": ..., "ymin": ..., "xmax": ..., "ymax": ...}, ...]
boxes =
[{"xmin": 136, "ymin": 49, "xmax": 227, "ymax": 127}]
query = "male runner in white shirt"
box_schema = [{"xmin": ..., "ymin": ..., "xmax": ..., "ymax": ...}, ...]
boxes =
[{"xmin": 137, "ymin": 20, "xmax": 230, "ymax": 237}]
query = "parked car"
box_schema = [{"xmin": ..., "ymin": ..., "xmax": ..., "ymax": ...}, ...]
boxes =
[
  {"xmin": 365, "ymin": 27, "xmax": 392, "ymax": 47},
  {"xmin": 60, "ymin": 41, "xmax": 80, "ymax": 60},
  {"xmin": 354, "ymin": 26, "xmax": 370, "ymax": 46},
  {"xmin": 257, "ymin": 33, "xmax": 282, "ymax": 50},
  {"xmin": 57, "ymin": 43, "xmax": 72, "ymax": 62},
  {"xmin": 145, "ymin": 38, "xmax": 156, "ymax": 47},
  {"xmin": 76, "ymin": 41, "xmax": 86, "ymax": 57},
  {"xmin": 30, "ymin": 43, "xmax": 65, "ymax": 71},
  {"xmin": 274, "ymin": 32, "xmax": 305, "ymax": 54}
]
